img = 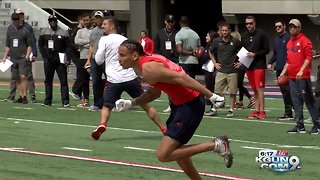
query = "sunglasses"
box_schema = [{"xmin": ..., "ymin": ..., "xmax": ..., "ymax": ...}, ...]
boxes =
[
  {"xmin": 275, "ymin": 25, "xmax": 283, "ymax": 28},
  {"xmin": 167, "ymin": 21, "xmax": 174, "ymax": 24},
  {"xmin": 245, "ymin": 22, "xmax": 254, "ymax": 25},
  {"xmin": 49, "ymin": 19, "xmax": 57, "ymax": 22}
]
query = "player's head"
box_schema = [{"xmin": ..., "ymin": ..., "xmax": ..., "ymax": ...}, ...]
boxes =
[
  {"xmin": 118, "ymin": 39, "xmax": 146, "ymax": 69},
  {"xmin": 102, "ymin": 16, "xmax": 118, "ymax": 34}
]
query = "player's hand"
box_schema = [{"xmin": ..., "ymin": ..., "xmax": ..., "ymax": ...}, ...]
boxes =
[
  {"xmin": 209, "ymin": 93, "xmax": 224, "ymax": 106},
  {"xmin": 115, "ymin": 99, "xmax": 132, "ymax": 112}
]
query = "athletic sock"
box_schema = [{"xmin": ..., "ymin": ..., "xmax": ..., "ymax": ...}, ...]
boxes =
[{"xmin": 100, "ymin": 122, "xmax": 107, "ymax": 126}]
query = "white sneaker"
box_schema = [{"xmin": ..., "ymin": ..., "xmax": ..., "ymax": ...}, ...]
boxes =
[
  {"xmin": 204, "ymin": 108, "xmax": 217, "ymax": 116},
  {"xmin": 213, "ymin": 136, "xmax": 233, "ymax": 168},
  {"xmin": 163, "ymin": 106, "xmax": 171, "ymax": 113}
]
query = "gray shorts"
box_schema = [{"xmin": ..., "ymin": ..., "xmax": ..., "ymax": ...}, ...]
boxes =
[{"xmin": 11, "ymin": 60, "xmax": 31, "ymax": 79}]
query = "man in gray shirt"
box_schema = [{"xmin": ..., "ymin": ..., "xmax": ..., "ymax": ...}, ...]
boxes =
[
  {"xmin": 75, "ymin": 12, "xmax": 93, "ymax": 107},
  {"xmin": 85, "ymin": 11, "xmax": 106, "ymax": 111},
  {"xmin": 175, "ymin": 16, "xmax": 201, "ymax": 79},
  {"xmin": 2, "ymin": 13, "xmax": 32, "ymax": 104}
]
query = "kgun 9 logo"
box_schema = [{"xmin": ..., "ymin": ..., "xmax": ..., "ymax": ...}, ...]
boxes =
[{"xmin": 255, "ymin": 149, "xmax": 301, "ymax": 172}]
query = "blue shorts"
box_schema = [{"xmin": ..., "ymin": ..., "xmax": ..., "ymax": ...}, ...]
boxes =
[
  {"xmin": 103, "ymin": 78, "xmax": 143, "ymax": 109},
  {"xmin": 164, "ymin": 95, "xmax": 205, "ymax": 144}
]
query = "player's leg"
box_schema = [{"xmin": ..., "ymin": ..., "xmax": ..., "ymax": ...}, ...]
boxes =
[
  {"xmin": 177, "ymin": 157, "xmax": 201, "ymax": 180},
  {"xmin": 91, "ymin": 82, "xmax": 122, "ymax": 140}
]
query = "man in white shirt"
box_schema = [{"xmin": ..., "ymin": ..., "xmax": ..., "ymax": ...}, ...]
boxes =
[{"xmin": 91, "ymin": 16, "xmax": 166, "ymax": 140}]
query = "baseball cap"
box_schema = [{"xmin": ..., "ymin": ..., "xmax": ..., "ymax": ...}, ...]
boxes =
[
  {"xmin": 11, "ymin": 13, "xmax": 20, "ymax": 20},
  {"xmin": 289, "ymin": 19, "xmax": 301, "ymax": 28},
  {"xmin": 48, "ymin": 15, "xmax": 58, "ymax": 21},
  {"xmin": 94, "ymin": 11, "xmax": 104, "ymax": 17},
  {"xmin": 165, "ymin": 14, "xmax": 175, "ymax": 22},
  {"xmin": 15, "ymin": 8, "xmax": 24, "ymax": 14}
]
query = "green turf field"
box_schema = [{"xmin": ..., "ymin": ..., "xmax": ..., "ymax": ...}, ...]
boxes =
[{"xmin": 0, "ymin": 83, "xmax": 319, "ymax": 180}]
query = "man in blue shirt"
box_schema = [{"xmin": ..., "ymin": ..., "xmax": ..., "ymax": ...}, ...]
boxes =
[{"xmin": 267, "ymin": 19, "xmax": 293, "ymax": 121}]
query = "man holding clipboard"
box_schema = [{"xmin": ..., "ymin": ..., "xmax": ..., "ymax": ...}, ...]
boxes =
[{"xmin": 241, "ymin": 16, "xmax": 270, "ymax": 119}]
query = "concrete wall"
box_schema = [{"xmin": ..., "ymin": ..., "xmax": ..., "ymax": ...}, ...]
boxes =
[{"xmin": 223, "ymin": 0, "xmax": 320, "ymax": 14}]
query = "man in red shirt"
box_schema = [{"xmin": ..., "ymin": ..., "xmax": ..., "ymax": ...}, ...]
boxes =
[
  {"xmin": 115, "ymin": 39, "xmax": 232, "ymax": 179},
  {"xmin": 280, "ymin": 19, "xmax": 320, "ymax": 134},
  {"xmin": 138, "ymin": 30, "xmax": 154, "ymax": 54}
]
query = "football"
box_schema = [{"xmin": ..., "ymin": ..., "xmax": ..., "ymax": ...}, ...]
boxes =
[
  {"xmin": 195, "ymin": 46, "xmax": 205, "ymax": 59},
  {"xmin": 277, "ymin": 75, "xmax": 289, "ymax": 87}
]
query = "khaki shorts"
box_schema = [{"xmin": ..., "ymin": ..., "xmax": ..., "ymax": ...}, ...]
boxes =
[{"xmin": 214, "ymin": 72, "xmax": 238, "ymax": 94}]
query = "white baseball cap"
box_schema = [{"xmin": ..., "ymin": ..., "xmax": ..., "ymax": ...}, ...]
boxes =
[
  {"xmin": 94, "ymin": 11, "xmax": 104, "ymax": 18},
  {"xmin": 15, "ymin": 8, "xmax": 25, "ymax": 14}
]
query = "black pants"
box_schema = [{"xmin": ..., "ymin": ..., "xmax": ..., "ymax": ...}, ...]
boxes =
[
  {"xmin": 237, "ymin": 70, "xmax": 251, "ymax": 101},
  {"xmin": 180, "ymin": 64, "xmax": 198, "ymax": 79},
  {"xmin": 71, "ymin": 57, "xmax": 82, "ymax": 97},
  {"xmin": 276, "ymin": 70, "xmax": 293, "ymax": 116},
  {"xmin": 73, "ymin": 59, "xmax": 90, "ymax": 100},
  {"xmin": 91, "ymin": 58, "xmax": 106, "ymax": 108},
  {"xmin": 43, "ymin": 59, "xmax": 69, "ymax": 105}
]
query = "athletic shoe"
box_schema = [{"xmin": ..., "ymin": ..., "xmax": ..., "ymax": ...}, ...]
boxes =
[
  {"xmin": 247, "ymin": 111, "xmax": 258, "ymax": 119},
  {"xmin": 14, "ymin": 96, "xmax": 23, "ymax": 103},
  {"xmin": 213, "ymin": 136, "xmax": 233, "ymax": 168},
  {"xmin": 63, "ymin": 104, "xmax": 70, "ymax": 108},
  {"xmin": 42, "ymin": 103, "xmax": 52, "ymax": 106},
  {"xmin": 163, "ymin": 106, "xmax": 171, "ymax": 113},
  {"xmin": 21, "ymin": 96, "xmax": 28, "ymax": 104},
  {"xmin": 77, "ymin": 99, "xmax": 89, "ymax": 107},
  {"xmin": 204, "ymin": 108, "xmax": 217, "ymax": 116},
  {"xmin": 310, "ymin": 126, "xmax": 320, "ymax": 135},
  {"xmin": 4, "ymin": 96, "xmax": 14, "ymax": 102},
  {"xmin": 287, "ymin": 126, "xmax": 306, "ymax": 134},
  {"xmin": 226, "ymin": 110, "xmax": 234, "ymax": 118},
  {"xmin": 91, "ymin": 125, "xmax": 106, "ymax": 140},
  {"xmin": 247, "ymin": 98, "xmax": 255, "ymax": 108},
  {"xmin": 88, "ymin": 105, "xmax": 101, "ymax": 112},
  {"xmin": 69, "ymin": 91, "xmax": 81, "ymax": 100},
  {"xmin": 278, "ymin": 115, "xmax": 294, "ymax": 121},
  {"xmin": 257, "ymin": 111, "xmax": 266, "ymax": 119},
  {"xmin": 234, "ymin": 102, "xmax": 244, "ymax": 109}
]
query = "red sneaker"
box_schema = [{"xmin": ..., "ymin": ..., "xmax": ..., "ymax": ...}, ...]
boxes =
[
  {"xmin": 257, "ymin": 111, "xmax": 266, "ymax": 119},
  {"xmin": 91, "ymin": 125, "xmax": 106, "ymax": 140},
  {"xmin": 247, "ymin": 111, "xmax": 259, "ymax": 119}
]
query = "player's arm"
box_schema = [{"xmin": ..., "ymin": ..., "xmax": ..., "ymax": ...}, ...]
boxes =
[
  {"xmin": 131, "ymin": 87, "xmax": 161, "ymax": 106},
  {"xmin": 95, "ymin": 38, "xmax": 105, "ymax": 65}
]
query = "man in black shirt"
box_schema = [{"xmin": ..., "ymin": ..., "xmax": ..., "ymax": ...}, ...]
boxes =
[
  {"xmin": 38, "ymin": 15, "xmax": 70, "ymax": 107},
  {"xmin": 241, "ymin": 16, "xmax": 270, "ymax": 119},
  {"xmin": 154, "ymin": 14, "xmax": 179, "ymax": 113}
]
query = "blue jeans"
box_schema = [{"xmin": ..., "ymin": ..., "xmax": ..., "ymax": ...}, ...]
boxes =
[
  {"xmin": 289, "ymin": 79, "xmax": 320, "ymax": 127},
  {"xmin": 91, "ymin": 58, "xmax": 106, "ymax": 108}
]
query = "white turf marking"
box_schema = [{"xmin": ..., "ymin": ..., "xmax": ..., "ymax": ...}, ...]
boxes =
[
  {"xmin": 241, "ymin": 146, "xmax": 269, "ymax": 150},
  {"xmin": 0, "ymin": 147, "xmax": 253, "ymax": 180},
  {"xmin": 0, "ymin": 116, "xmax": 319, "ymax": 151},
  {"xmin": 56, "ymin": 108, "xmax": 76, "ymax": 111},
  {"xmin": 134, "ymin": 110, "xmax": 310, "ymax": 127},
  {"xmin": 62, "ymin": 147, "xmax": 92, "ymax": 152},
  {"xmin": 124, "ymin": 146, "xmax": 155, "ymax": 152},
  {"xmin": 13, "ymin": 107, "xmax": 33, "ymax": 110}
]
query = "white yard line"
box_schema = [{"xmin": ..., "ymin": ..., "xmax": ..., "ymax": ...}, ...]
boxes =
[
  {"xmin": 13, "ymin": 107, "xmax": 33, "ymax": 110},
  {"xmin": 57, "ymin": 108, "xmax": 76, "ymax": 111},
  {"xmin": 124, "ymin": 146, "xmax": 155, "ymax": 152},
  {"xmin": 0, "ymin": 116, "xmax": 319, "ymax": 151},
  {"xmin": 62, "ymin": 147, "xmax": 92, "ymax": 152}
]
